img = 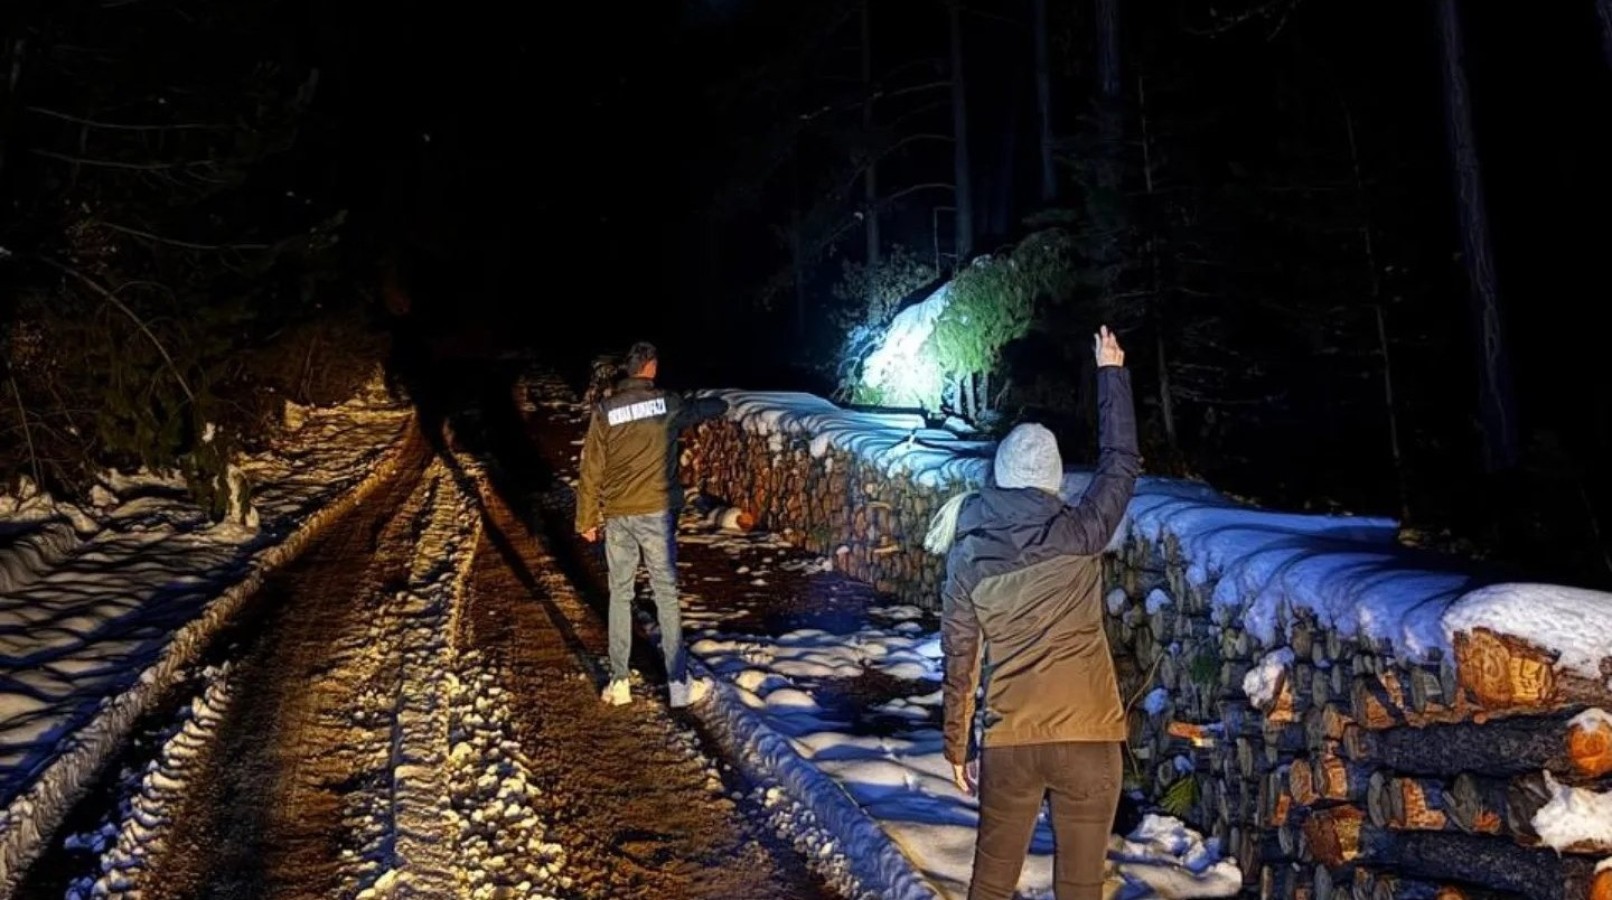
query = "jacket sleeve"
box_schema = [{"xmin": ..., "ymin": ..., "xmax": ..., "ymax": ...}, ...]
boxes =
[
  {"xmin": 1046, "ymin": 366, "xmax": 1141, "ymax": 555},
  {"xmin": 941, "ymin": 548, "xmax": 983, "ymax": 765},
  {"xmin": 673, "ymin": 391, "xmax": 729, "ymax": 428},
  {"xmin": 575, "ymin": 407, "xmax": 608, "ymax": 533}
]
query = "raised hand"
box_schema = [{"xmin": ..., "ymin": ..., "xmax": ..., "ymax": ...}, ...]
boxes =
[{"xmin": 1093, "ymin": 325, "xmax": 1125, "ymax": 368}]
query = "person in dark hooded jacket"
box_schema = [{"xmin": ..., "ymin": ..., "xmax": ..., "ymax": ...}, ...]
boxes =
[{"xmin": 936, "ymin": 325, "xmax": 1139, "ymax": 900}]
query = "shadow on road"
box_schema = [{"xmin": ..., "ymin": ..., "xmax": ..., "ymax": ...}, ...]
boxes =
[{"xmin": 385, "ymin": 331, "xmax": 677, "ymax": 688}]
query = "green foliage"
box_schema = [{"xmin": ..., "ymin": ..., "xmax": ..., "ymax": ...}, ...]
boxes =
[
  {"xmin": 832, "ymin": 231, "xmax": 1077, "ymax": 417},
  {"xmin": 925, "ymin": 231, "xmax": 1076, "ymax": 416},
  {"xmin": 1159, "ymin": 773, "xmax": 1200, "ymax": 818},
  {"xmin": 933, "ymin": 232, "xmax": 1075, "ymax": 380},
  {"xmin": 929, "ymin": 265, "xmax": 1033, "ymax": 381}
]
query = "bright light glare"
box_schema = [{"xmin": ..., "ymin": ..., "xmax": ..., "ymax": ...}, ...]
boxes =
[{"xmin": 859, "ymin": 283, "xmax": 952, "ymax": 410}]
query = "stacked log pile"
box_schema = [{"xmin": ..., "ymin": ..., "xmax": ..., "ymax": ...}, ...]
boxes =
[
  {"xmin": 683, "ymin": 419, "xmax": 958, "ymax": 605},
  {"xmin": 683, "ymin": 411, "xmax": 1612, "ymax": 900},
  {"xmin": 1110, "ymin": 531, "xmax": 1612, "ymax": 900}
]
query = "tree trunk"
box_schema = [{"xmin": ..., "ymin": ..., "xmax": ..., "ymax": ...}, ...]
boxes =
[
  {"xmin": 1341, "ymin": 102, "xmax": 1410, "ymax": 519},
  {"xmin": 987, "ymin": 97, "xmax": 1018, "ymax": 238},
  {"xmin": 1033, "ymin": 0, "xmax": 1056, "ymax": 203},
  {"xmin": 790, "ymin": 153, "xmax": 806, "ymax": 339},
  {"xmin": 0, "ymin": 36, "xmax": 26, "ymax": 184},
  {"xmin": 1091, "ymin": 0, "xmax": 1128, "ymax": 330},
  {"xmin": 862, "ymin": 0, "xmax": 880, "ymax": 290},
  {"xmin": 1598, "ymin": 0, "xmax": 1612, "ymax": 73},
  {"xmin": 1094, "ymin": 0, "xmax": 1122, "ymax": 197},
  {"xmin": 948, "ymin": 0, "xmax": 973, "ymax": 263},
  {"xmin": 1137, "ymin": 74, "xmax": 1176, "ymax": 458},
  {"xmin": 1368, "ymin": 711, "xmax": 1612, "ymax": 780},
  {"xmin": 1434, "ymin": 0, "xmax": 1518, "ymax": 472}
]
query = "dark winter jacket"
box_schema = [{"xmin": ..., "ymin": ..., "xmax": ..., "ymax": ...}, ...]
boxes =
[
  {"xmin": 941, "ymin": 368, "xmax": 1140, "ymax": 765},
  {"xmin": 575, "ymin": 377, "xmax": 727, "ymax": 533}
]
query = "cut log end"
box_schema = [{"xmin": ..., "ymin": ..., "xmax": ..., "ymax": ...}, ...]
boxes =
[
  {"xmin": 1452, "ymin": 628, "xmax": 1558, "ymax": 711},
  {"xmin": 1590, "ymin": 866, "xmax": 1612, "ymax": 900},
  {"xmin": 1568, "ymin": 713, "xmax": 1612, "ymax": 779},
  {"xmin": 1303, "ymin": 805, "xmax": 1366, "ymax": 868}
]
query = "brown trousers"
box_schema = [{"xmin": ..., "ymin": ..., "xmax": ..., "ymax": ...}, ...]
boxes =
[{"xmin": 968, "ymin": 741, "xmax": 1123, "ymax": 900}]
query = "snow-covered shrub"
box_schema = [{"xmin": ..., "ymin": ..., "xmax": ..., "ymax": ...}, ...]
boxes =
[
  {"xmin": 830, "ymin": 245, "xmax": 937, "ymax": 404},
  {"xmin": 842, "ymin": 230, "xmax": 1075, "ymax": 421}
]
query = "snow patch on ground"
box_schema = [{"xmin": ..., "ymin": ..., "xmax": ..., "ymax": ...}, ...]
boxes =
[
  {"xmin": 446, "ymin": 655, "xmax": 567, "ymax": 899},
  {"xmin": 0, "ymin": 380, "xmax": 412, "ymax": 893},
  {"xmin": 531, "ymin": 374, "xmax": 1240, "ymax": 900},
  {"xmin": 69, "ymin": 666, "xmax": 235, "ymax": 899},
  {"xmin": 693, "ymin": 619, "xmax": 1242, "ymax": 898}
]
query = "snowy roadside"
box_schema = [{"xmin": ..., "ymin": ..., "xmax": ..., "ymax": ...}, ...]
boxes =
[
  {"xmin": 365, "ymin": 454, "xmax": 567, "ymax": 900},
  {"xmin": 0, "ymin": 378, "xmax": 414, "ymax": 895},
  {"xmin": 526, "ymin": 374, "xmax": 1241, "ymax": 900},
  {"xmin": 64, "ymin": 666, "xmax": 237, "ymax": 898},
  {"xmin": 54, "ymin": 453, "xmax": 569, "ymax": 900},
  {"xmin": 676, "ymin": 532, "xmax": 1242, "ymax": 900}
]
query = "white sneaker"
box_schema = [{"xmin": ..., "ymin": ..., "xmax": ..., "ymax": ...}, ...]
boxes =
[
  {"xmin": 601, "ymin": 678, "xmax": 631, "ymax": 706},
  {"xmin": 669, "ymin": 677, "xmax": 710, "ymax": 709}
]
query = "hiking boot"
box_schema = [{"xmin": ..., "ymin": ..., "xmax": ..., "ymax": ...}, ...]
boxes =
[
  {"xmin": 669, "ymin": 677, "xmax": 710, "ymax": 709},
  {"xmin": 601, "ymin": 678, "xmax": 631, "ymax": 706}
]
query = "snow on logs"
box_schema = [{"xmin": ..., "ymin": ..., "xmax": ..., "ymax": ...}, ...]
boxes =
[{"xmin": 681, "ymin": 389, "xmax": 1612, "ymax": 900}]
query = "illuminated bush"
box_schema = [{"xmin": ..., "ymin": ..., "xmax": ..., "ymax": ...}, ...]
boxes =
[
  {"xmin": 831, "ymin": 246, "xmax": 937, "ymax": 404},
  {"xmin": 849, "ymin": 231, "xmax": 1074, "ymax": 420},
  {"xmin": 855, "ymin": 284, "xmax": 952, "ymax": 409}
]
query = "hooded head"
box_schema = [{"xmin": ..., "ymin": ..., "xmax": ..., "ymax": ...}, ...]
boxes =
[{"xmin": 993, "ymin": 423, "xmax": 1064, "ymax": 496}]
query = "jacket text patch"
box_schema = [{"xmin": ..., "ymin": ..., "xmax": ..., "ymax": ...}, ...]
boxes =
[{"xmin": 606, "ymin": 397, "xmax": 667, "ymax": 426}]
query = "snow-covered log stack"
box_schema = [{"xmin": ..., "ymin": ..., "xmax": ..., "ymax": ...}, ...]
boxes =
[
  {"xmin": 682, "ymin": 391, "xmax": 992, "ymax": 601},
  {"xmin": 684, "ymin": 389, "xmax": 1612, "ymax": 900}
]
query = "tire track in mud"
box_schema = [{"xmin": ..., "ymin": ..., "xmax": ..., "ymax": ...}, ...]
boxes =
[
  {"xmin": 133, "ymin": 432, "xmax": 436, "ymax": 900},
  {"xmin": 456, "ymin": 454, "xmax": 835, "ymax": 900}
]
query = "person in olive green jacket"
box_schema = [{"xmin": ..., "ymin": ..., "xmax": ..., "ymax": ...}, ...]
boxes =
[
  {"xmin": 936, "ymin": 326, "xmax": 1140, "ymax": 900},
  {"xmin": 576, "ymin": 341, "xmax": 727, "ymax": 708}
]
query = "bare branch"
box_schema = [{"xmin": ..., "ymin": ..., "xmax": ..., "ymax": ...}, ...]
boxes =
[
  {"xmin": 28, "ymin": 148, "xmax": 217, "ymax": 171},
  {"xmin": 873, "ymin": 80, "xmax": 952, "ymax": 103},
  {"xmin": 1185, "ymin": 0, "xmax": 1306, "ymax": 40},
  {"xmin": 837, "ymin": 133, "xmax": 953, "ymax": 197},
  {"xmin": 878, "ymin": 181, "xmax": 955, "ymax": 206},
  {"xmin": 6, "ymin": 373, "xmax": 42, "ymax": 486},
  {"xmin": 96, "ymin": 221, "xmax": 272, "ymax": 251},
  {"xmin": 25, "ymin": 106, "xmax": 228, "ymax": 131},
  {"xmin": 38, "ymin": 259, "xmax": 196, "ymax": 403}
]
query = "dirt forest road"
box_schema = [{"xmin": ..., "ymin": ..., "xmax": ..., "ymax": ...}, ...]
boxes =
[
  {"xmin": 139, "ymin": 433, "xmax": 440, "ymax": 900},
  {"xmin": 20, "ymin": 368, "xmax": 834, "ymax": 900},
  {"xmin": 458, "ymin": 454, "xmax": 827, "ymax": 900}
]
